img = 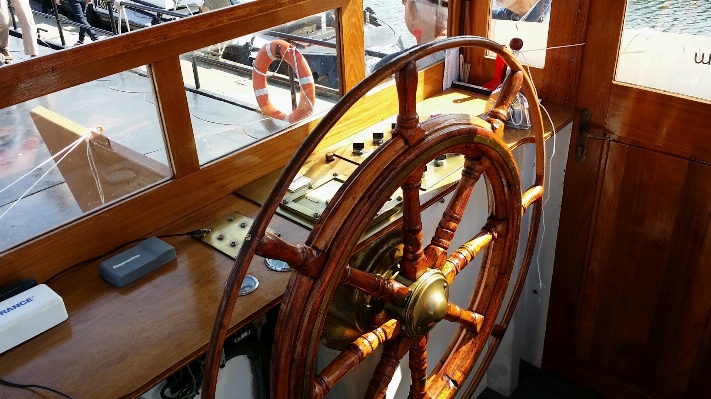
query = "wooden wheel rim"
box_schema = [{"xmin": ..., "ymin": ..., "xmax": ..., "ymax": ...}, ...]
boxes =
[
  {"xmin": 272, "ymin": 119, "xmax": 522, "ymax": 398},
  {"xmin": 201, "ymin": 36, "xmax": 546, "ymax": 399}
]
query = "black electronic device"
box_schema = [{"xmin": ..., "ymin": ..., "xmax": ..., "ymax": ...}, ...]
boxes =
[
  {"xmin": 0, "ymin": 278, "xmax": 37, "ymax": 302},
  {"xmin": 99, "ymin": 237, "xmax": 176, "ymax": 287}
]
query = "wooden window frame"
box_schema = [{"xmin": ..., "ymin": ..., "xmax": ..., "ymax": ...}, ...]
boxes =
[
  {"xmin": 0, "ymin": 0, "xmax": 587, "ymax": 287},
  {"xmin": 0, "ymin": 0, "xmax": 451, "ymax": 287},
  {"xmin": 450, "ymin": 0, "xmax": 587, "ymax": 109}
]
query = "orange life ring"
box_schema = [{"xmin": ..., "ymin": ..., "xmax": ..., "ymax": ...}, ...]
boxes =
[{"xmin": 252, "ymin": 40, "xmax": 316, "ymax": 123}]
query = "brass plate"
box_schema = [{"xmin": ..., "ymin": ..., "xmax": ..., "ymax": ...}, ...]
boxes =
[{"xmin": 197, "ymin": 211, "xmax": 279, "ymax": 260}]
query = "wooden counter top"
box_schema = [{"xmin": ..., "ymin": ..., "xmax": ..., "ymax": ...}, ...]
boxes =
[{"xmin": 0, "ymin": 195, "xmax": 305, "ymax": 399}]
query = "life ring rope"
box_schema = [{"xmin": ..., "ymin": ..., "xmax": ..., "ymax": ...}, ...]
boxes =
[{"xmin": 251, "ymin": 40, "xmax": 316, "ymax": 123}]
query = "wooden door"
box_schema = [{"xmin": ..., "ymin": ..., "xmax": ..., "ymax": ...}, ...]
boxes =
[{"xmin": 542, "ymin": 1, "xmax": 711, "ymax": 398}]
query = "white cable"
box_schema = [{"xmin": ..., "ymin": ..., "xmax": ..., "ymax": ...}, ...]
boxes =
[
  {"xmin": 0, "ymin": 133, "xmax": 87, "ymax": 221},
  {"xmin": 516, "ymin": 42, "xmax": 585, "ymax": 54},
  {"xmin": 0, "ymin": 135, "xmax": 85, "ymax": 196},
  {"xmin": 517, "ymin": 50, "xmax": 557, "ymax": 295},
  {"xmin": 86, "ymin": 139, "xmax": 105, "ymax": 204}
]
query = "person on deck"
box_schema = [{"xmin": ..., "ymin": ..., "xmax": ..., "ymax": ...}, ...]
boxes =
[
  {"xmin": 403, "ymin": 0, "xmax": 448, "ymax": 45},
  {"xmin": 0, "ymin": 0, "xmax": 39, "ymax": 64},
  {"xmin": 373, "ymin": 0, "xmax": 447, "ymax": 71},
  {"xmin": 58, "ymin": 0, "xmax": 98, "ymax": 45},
  {"xmin": 492, "ymin": 0, "xmax": 552, "ymax": 23}
]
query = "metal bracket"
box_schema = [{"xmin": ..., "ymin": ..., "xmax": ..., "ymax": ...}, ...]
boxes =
[
  {"xmin": 576, "ymin": 108, "xmax": 613, "ymax": 163},
  {"xmin": 575, "ymin": 108, "xmax": 592, "ymax": 163}
]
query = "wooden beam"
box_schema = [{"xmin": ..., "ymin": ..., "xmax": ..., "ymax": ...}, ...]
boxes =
[
  {"xmin": 540, "ymin": 0, "xmax": 590, "ymax": 107},
  {"xmin": 149, "ymin": 57, "xmax": 200, "ymax": 178},
  {"xmin": 336, "ymin": 0, "xmax": 366, "ymax": 94}
]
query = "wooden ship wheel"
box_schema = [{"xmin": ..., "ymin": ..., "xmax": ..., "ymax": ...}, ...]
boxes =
[{"xmin": 201, "ymin": 37, "xmax": 546, "ymax": 399}]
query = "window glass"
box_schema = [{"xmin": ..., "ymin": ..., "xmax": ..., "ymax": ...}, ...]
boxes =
[
  {"xmin": 0, "ymin": 67, "xmax": 171, "ymax": 252},
  {"xmin": 489, "ymin": 0, "xmax": 551, "ymax": 67},
  {"xmin": 364, "ymin": 0, "xmax": 448, "ymax": 74},
  {"xmin": 615, "ymin": 0, "xmax": 711, "ymax": 101},
  {"xmin": 178, "ymin": 11, "xmax": 340, "ymax": 165}
]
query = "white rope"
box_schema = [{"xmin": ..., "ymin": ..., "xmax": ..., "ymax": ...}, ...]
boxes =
[
  {"xmin": 86, "ymin": 137, "xmax": 105, "ymax": 204},
  {"xmin": 0, "ymin": 130, "xmax": 97, "ymax": 221},
  {"xmin": 0, "ymin": 135, "xmax": 85, "ymax": 196},
  {"xmin": 516, "ymin": 42, "xmax": 585, "ymax": 53},
  {"xmin": 517, "ymin": 50, "xmax": 557, "ymax": 296},
  {"xmin": 289, "ymin": 47, "xmax": 315, "ymax": 114}
]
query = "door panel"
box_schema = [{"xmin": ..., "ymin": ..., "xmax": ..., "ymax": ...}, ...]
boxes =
[{"xmin": 550, "ymin": 141, "xmax": 711, "ymax": 398}]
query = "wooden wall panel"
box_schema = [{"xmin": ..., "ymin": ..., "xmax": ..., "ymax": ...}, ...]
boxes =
[
  {"xmin": 566, "ymin": 142, "xmax": 711, "ymax": 398},
  {"xmin": 607, "ymin": 83, "xmax": 711, "ymax": 164},
  {"xmin": 540, "ymin": 0, "xmax": 590, "ymax": 107},
  {"xmin": 544, "ymin": 0, "xmax": 627, "ymax": 383},
  {"xmin": 336, "ymin": 0, "xmax": 366, "ymax": 93},
  {"xmin": 686, "ymin": 311, "xmax": 711, "ymax": 398}
]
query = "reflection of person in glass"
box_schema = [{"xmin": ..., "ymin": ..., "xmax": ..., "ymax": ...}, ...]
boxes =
[
  {"xmin": 492, "ymin": 0, "xmax": 551, "ymax": 22},
  {"xmin": 404, "ymin": 0, "xmax": 448, "ymax": 44}
]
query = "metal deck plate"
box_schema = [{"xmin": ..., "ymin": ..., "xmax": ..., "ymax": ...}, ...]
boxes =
[{"xmin": 197, "ymin": 211, "xmax": 280, "ymax": 260}]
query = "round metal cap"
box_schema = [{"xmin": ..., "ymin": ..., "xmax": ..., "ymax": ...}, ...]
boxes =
[
  {"xmin": 238, "ymin": 274, "xmax": 259, "ymax": 296},
  {"xmin": 403, "ymin": 269, "xmax": 449, "ymax": 337},
  {"xmin": 265, "ymin": 258, "xmax": 291, "ymax": 272}
]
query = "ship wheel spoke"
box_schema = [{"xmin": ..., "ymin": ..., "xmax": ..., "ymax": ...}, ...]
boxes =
[
  {"xmin": 483, "ymin": 70, "xmax": 524, "ymax": 134},
  {"xmin": 407, "ymin": 335, "xmax": 430, "ymax": 399},
  {"xmin": 255, "ymin": 231, "xmax": 325, "ymax": 278},
  {"xmin": 522, "ymin": 185, "xmax": 544, "ymax": 212},
  {"xmin": 392, "ymin": 60, "xmax": 422, "ymax": 146},
  {"xmin": 400, "ymin": 166, "xmax": 427, "ymax": 281},
  {"xmin": 364, "ymin": 336, "xmax": 415, "ymax": 399},
  {"xmin": 443, "ymin": 302, "xmax": 484, "ymax": 334},
  {"xmin": 313, "ymin": 317, "xmax": 401, "ymax": 399},
  {"xmin": 340, "ymin": 265, "xmax": 411, "ymax": 304},
  {"xmin": 424, "ymin": 155, "xmax": 486, "ymax": 269},
  {"xmin": 440, "ymin": 217, "xmax": 507, "ymax": 284}
]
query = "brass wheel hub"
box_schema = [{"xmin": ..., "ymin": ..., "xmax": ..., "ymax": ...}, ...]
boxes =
[{"xmin": 394, "ymin": 269, "xmax": 449, "ymax": 338}]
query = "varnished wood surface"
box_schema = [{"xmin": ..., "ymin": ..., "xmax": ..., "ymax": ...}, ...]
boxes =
[
  {"xmin": 607, "ymin": 83, "xmax": 711, "ymax": 164},
  {"xmin": 540, "ymin": 0, "xmax": 590, "ymax": 108},
  {"xmin": 543, "ymin": 0, "xmax": 626, "ymax": 394},
  {"xmin": 545, "ymin": 1, "xmax": 711, "ymax": 398},
  {"xmin": 336, "ymin": 0, "xmax": 366, "ymax": 94},
  {"xmin": 149, "ymin": 57, "xmax": 199, "ymax": 178},
  {"xmin": 0, "ymin": 194, "xmax": 304, "ymax": 399},
  {"xmin": 565, "ymin": 143, "xmax": 711, "ymax": 398}
]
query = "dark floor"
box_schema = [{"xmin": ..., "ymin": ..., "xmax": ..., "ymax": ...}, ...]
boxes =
[{"xmin": 477, "ymin": 361, "xmax": 605, "ymax": 399}]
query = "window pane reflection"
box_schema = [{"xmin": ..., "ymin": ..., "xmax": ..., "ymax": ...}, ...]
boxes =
[
  {"xmin": 616, "ymin": 0, "xmax": 711, "ymax": 101},
  {"xmin": 490, "ymin": 0, "xmax": 551, "ymax": 67},
  {"xmin": 0, "ymin": 68, "xmax": 171, "ymax": 252}
]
